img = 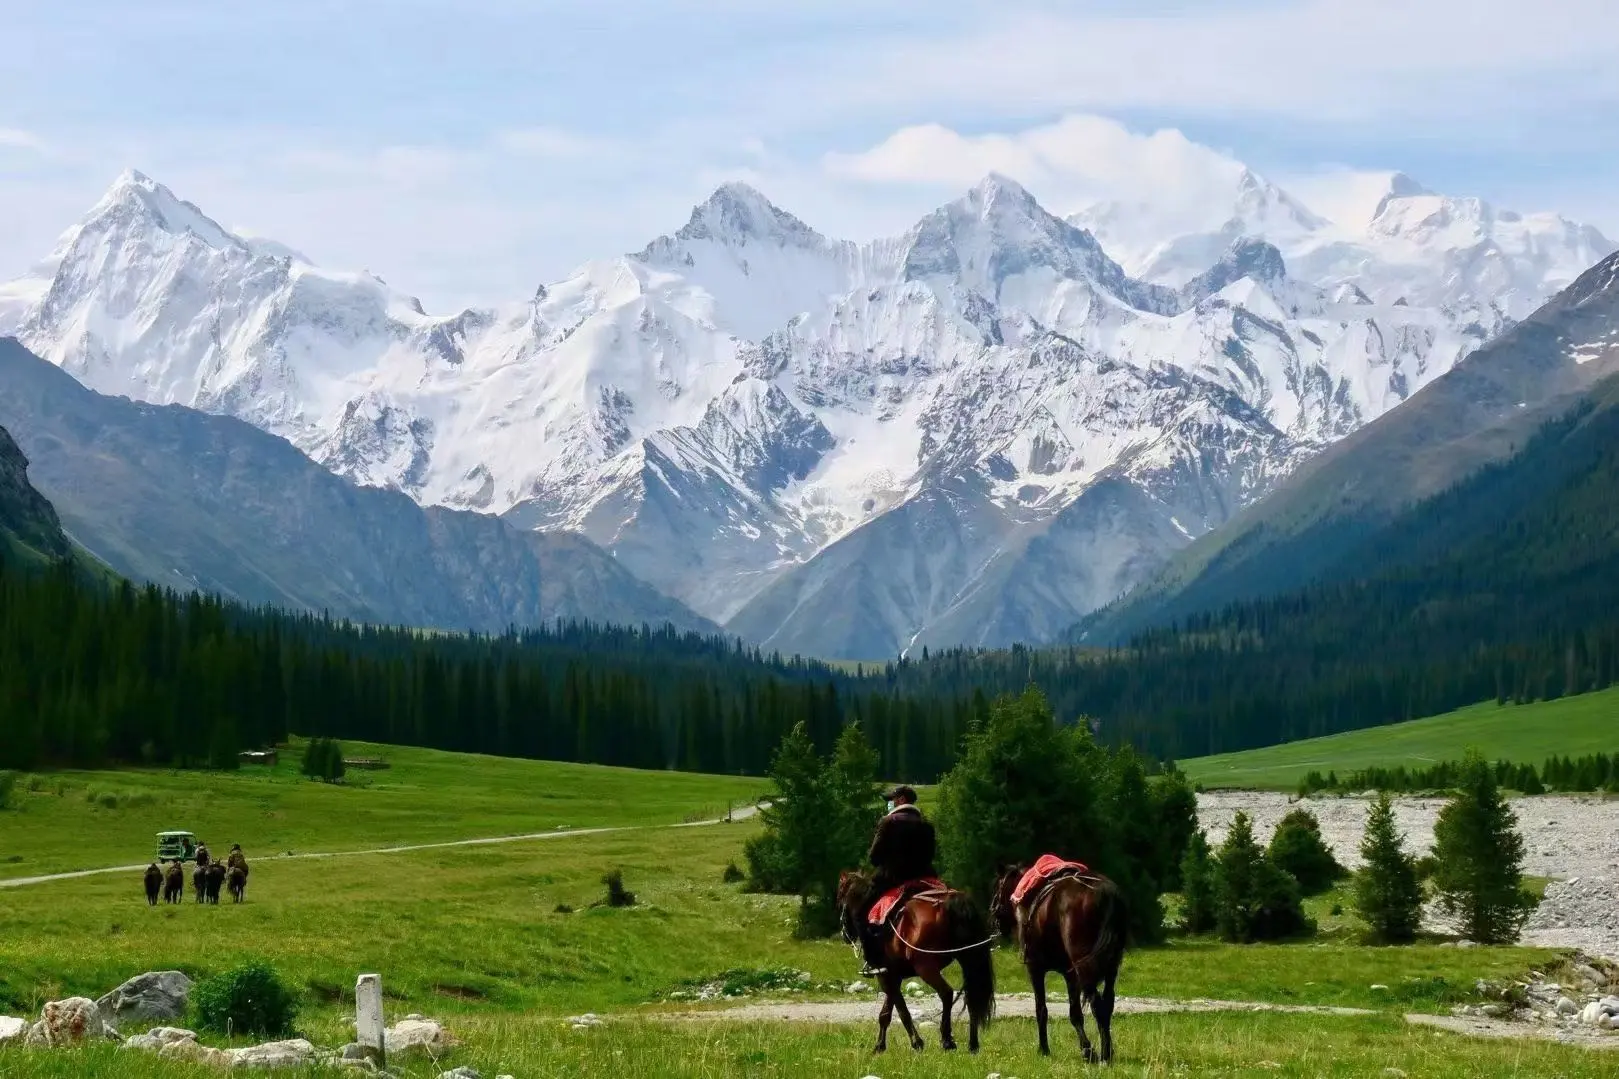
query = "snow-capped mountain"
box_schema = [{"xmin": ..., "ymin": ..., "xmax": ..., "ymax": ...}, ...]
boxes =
[
  {"xmin": 3, "ymin": 165, "xmax": 1610, "ymax": 657},
  {"xmin": 1074, "ymin": 168, "xmax": 1613, "ymax": 331}
]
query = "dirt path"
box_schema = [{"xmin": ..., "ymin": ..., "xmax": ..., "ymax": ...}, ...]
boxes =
[
  {"xmin": 669, "ymin": 994, "xmax": 1618, "ymax": 1050},
  {"xmin": 0, "ymin": 803, "xmax": 762, "ymax": 890},
  {"xmin": 668, "ymin": 995, "xmax": 1376, "ymax": 1024}
]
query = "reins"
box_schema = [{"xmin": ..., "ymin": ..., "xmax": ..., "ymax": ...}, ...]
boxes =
[{"xmin": 888, "ymin": 889, "xmax": 998, "ymax": 956}]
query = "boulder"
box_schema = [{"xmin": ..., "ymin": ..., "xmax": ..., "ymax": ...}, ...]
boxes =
[
  {"xmin": 97, "ymin": 971, "xmax": 192, "ymax": 1031},
  {"xmin": 229, "ymin": 1037, "xmax": 317, "ymax": 1069},
  {"xmin": 123, "ymin": 1026, "xmax": 199, "ymax": 1052},
  {"xmin": 159, "ymin": 1038, "xmax": 234, "ymax": 1068},
  {"xmin": 23, "ymin": 997, "xmax": 118, "ymax": 1047},
  {"xmin": 1555, "ymin": 996, "xmax": 1579, "ymax": 1016},
  {"xmin": 1582, "ymin": 1001, "xmax": 1605, "ymax": 1026},
  {"xmin": 438, "ymin": 1068, "xmax": 481, "ymax": 1079},
  {"xmin": 384, "ymin": 1018, "xmax": 450, "ymax": 1057},
  {"xmin": 1601, "ymin": 995, "xmax": 1619, "ymax": 1013},
  {"xmin": 0, "ymin": 1016, "xmax": 28, "ymax": 1045}
]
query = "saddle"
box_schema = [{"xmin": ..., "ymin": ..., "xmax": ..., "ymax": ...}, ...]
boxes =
[
  {"xmin": 867, "ymin": 877, "xmax": 948, "ymax": 926},
  {"xmin": 1011, "ymin": 854, "xmax": 1089, "ymax": 907}
]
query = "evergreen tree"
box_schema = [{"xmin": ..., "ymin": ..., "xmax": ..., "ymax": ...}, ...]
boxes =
[
  {"xmin": 935, "ymin": 688, "xmax": 1110, "ymax": 900},
  {"xmin": 1178, "ymin": 830, "xmax": 1217, "ymax": 934},
  {"xmin": 1267, "ymin": 808, "xmax": 1345, "ymax": 895},
  {"xmin": 1353, "ymin": 793, "xmax": 1423, "ymax": 944},
  {"xmin": 1152, "ymin": 764, "xmax": 1199, "ymax": 891},
  {"xmin": 1213, "ymin": 811, "xmax": 1312, "ymax": 943},
  {"xmin": 1432, "ymin": 753, "xmax": 1533, "ymax": 943}
]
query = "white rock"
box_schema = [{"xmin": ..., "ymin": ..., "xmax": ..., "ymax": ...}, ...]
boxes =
[
  {"xmin": 229, "ymin": 1038, "xmax": 317, "ymax": 1069},
  {"xmin": 1601, "ymin": 995, "xmax": 1619, "ymax": 1012},
  {"xmin": 1556, "ymin": 996, "xmax": 1579, "ymax": 1016},
  {"xmin": 0, "ymin": 1016, "xmax": 27, "ymax": 1045},
  {"xmin": 159, "ymin": 1038, "xmax": 234, "ymax": 1067},
  {"xmin": 96, "ymin": 971, "xmax": 192, "ymax": 1031},
  {"xmin": 438, "ymin": 1068, "xmax": 481, "ymax": 1079},
  {"xmin": 385, "ymin": 1017, "xmax": 450, "ymax": 1056},
  {"xmin": 1582, "ymin": 1001, "xmax": 1605, "ymax": 1025},
  {"xmin": 23, "ymin": 997, "xmax": 118, "ymax": 1047},
  {"xmin": 846, "ymin": 982, "xmax": 870, "ymax": 994},
  {"xmin": 123, "ymin": 1026, "xmax": 198, "ymax": 1051}
]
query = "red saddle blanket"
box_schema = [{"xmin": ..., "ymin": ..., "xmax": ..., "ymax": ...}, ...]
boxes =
[
  {"xmin": 1012, "ymin": 854, "xmax": 1088, "ymax": 905},
  {"xmin": 868, "ymin": 878, "xmax": 947, "ymax": 925}
]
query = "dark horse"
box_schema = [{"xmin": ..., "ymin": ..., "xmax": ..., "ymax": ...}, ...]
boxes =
[
  {"xmin": 836, "ymin": 870, "xmax": 995, "ymax": 1053},
  {"xmin": 991, "ymin": 864, "xmax": 1128, "ymax": 1062}
]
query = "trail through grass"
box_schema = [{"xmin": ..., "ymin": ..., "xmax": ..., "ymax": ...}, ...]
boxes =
[
  {"xmin": 1181, "ymin": 687, "xmax": 1619, "ymax": 789},
  {"xmin": 0, "ymin": 740, "xmax": 1595, "ymax": 1076},
  {"xmin": 0, "ymin": 740, "xmax": 765, "ymax": 879}
]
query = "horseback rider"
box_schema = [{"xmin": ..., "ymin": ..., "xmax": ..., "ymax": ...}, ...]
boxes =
[
  {"xmin": 194, "ymin": 840, "xmax": 211, "ymax": 868},
  {"xmin": 859, "ymin": 784, "xmax": 938, "ymax": 975}
]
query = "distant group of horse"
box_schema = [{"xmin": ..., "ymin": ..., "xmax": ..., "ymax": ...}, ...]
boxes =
[
  {"xmin": 837, "ymin": 860, "xmax": 1126, "ymax": 1061},
  {"xmin": 144, "ymin": 848, "xmax": 249, "ymax": 905}
]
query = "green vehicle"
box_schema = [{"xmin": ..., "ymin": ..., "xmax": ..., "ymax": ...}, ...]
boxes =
[{"xmin": 155, "ymin": 831, "xmax": 198, "ymax": 863}]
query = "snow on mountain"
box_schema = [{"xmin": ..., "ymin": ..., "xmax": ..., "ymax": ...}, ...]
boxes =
[
  {"xmin": 2, "ymin": 164, "xmax": 1610, "ymax": 656},
  {"xmin": 1074, "ymin": 166, "xmax": 1615, "ymax": 329}
]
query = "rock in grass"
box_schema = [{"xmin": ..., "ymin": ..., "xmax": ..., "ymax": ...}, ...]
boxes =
[
  {"xmin": 96, "ymin": 971, "xmax": 192, "ymax": 1031},
  {"xmin": 122, "ymin": 1026, "xmax": 198, "ymax": 1051},
  {"xmin": 1556, "ymin": 996, "xmax": 1579, "ymax": 1016},
  {"xmin": 158, "ymin": 1038, "xmax": 233, "ymax": 1067},
  {"xmin": 23, "ymin": 997, "xmax": 119, "ymax": 1047},
  {"xmin": 385, "ymin": 1018, "xmax": 451, "ymax": 1056},
  {"xmin": 229, "ymin": 1037, "xmax": 317, "ymax": 1068},
  {"xmin": 438, "ymin": 1068, "xmax": 481, "ymax": 1079},
  {"xmin": 0, "ymin": 1016, "xmax": 28, "ymax": 1045}
]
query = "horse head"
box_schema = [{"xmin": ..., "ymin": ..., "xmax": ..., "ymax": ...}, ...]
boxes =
[{"xmin": 989, "ymin": 864, "xmax": 1026, "ymax": 939}]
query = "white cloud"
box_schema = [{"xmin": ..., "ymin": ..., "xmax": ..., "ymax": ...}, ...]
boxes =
[
  {"xmin": 0, "ymin": 128, "xmax": 46, "ymax": 152},
  {"xmin": 824, "ymin": 115, "xmax": 1247, "ymax": 224},
  {"xmin": 495, "ymin": 127, "xmax": 627, "ymax": 162},
  {"xmin": 795, "ymin": 0, "xmax": 1619, "ymax": 132}
]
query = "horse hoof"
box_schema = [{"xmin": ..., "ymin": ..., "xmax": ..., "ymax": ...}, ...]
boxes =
[
  {"xmin": 911, "ymin": 1039, "xmax": 925, "ymax": 1052},
  {"xmin": 941, "ymin": 1041, "xmax": 957, "ymax": 1052}
]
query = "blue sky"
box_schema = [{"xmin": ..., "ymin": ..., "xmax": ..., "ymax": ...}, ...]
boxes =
[{"xmin": 3, "ymin": 0, "xmax": 1616, "ymax": 310}]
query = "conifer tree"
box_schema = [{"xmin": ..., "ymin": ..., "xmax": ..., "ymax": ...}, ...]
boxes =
[
  {"xmin": 1267, "ymin": 808, "xmax": 1345, "ymax": 895},
  {"xmin": 1353, "ymin": 793, "xmax": 1423, "ymax": 943},
  {"xmin": 1178, "ymin": 830, "xmax": 1217, "ymax": 933},
  {"xmin": 1432, "ymin": 753, "xmax": 1533, "ymax": 943},
  {"xmin": 1213, "ymin": 811, "xmax": 1311, "ymax": 942}
]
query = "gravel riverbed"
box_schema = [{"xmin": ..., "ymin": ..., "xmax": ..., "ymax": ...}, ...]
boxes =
[{"xmin": 1195, "ymin": 792, "xmax": 1619, "ymax": 961}]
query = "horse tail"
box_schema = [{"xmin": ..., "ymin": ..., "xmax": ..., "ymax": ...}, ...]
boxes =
[
  {"xmin": 1085, "ymin": 876, "xmax": 1130, "ymax": 983},
  {"xmin": 945, "ymin": 891, "xmax": 995, "ymax": 1028}
]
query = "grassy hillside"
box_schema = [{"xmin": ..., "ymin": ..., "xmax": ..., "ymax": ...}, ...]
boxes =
[
  {"xmin": 0, "ymin": 740, "xmax": 766, "ymax": 880},
  {"xmin": 0, "ymin": 739, "xmax": 1593, "ymax": 1077},
  {"xmin": 1181, "ymin": 687, "xmax": 1619, "ymax": 789}
]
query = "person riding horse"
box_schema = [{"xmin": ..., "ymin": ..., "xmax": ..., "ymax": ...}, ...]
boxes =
[
  {"xmin": 194, "ymin": 841, "xmax": 211, "ymax": 869},
  {"xmin": 859, "ymin": 784, "xmax": 938, "ymax": 975}
]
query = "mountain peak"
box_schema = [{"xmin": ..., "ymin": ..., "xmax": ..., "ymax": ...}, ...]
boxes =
[
  {"xmin": 1370, "ymin": 170, "xmax": 1439, "ymax": 222},
  {"xmin": 88, "ymin": 169, "xmax": 238, "ymax": 251},
  {"xmin": 672, "ymin": 181, "xmax": 824, "ymax": 249},
  {"xmin": 969, "ymin": 172, "xmax": 1036, "ymax": 207}
]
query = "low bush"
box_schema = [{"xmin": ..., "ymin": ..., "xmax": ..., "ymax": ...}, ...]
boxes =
[{"xmin": 192, "ymin": 962, "xmax": 298, "ymax": 1038}]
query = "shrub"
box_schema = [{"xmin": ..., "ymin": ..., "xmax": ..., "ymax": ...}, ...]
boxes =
[
  {"xmin": 1432, "ymin": 754, "xmax": 1534, "ymax": 943},
  {"xmin": 192, "ymin": 962, "xmax": 298, "ymax": 1038},
  {"xmin": 721, "ymin": 862, "xmax": 745, "ymax": 884},
  {"xmin": 0, "ymin": 770, "xmax": 18, "ymax": 810},
  {"xmin": 1353, "ymin": 792, "xmax": 1424, "ymax": 944},
  {"xmin": 1267, "ymin": 808, "xmax": 1345, "ymax": 895},
  {"xmin": 601, "ymin": 868, "xmax": 637, "ymax": 908},
  {"xmin": 1178, "ymin": 830, "xmax": 1218, "ymax": 934},
  {"xmin": 1213, "ymin": 811, "xmax": 1312, "ymax": 942}
]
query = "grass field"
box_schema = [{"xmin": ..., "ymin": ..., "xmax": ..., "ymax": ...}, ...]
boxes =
[
  {"xmin": 0, "ymin": 740, "xmax": 767, "ymax": 879},
  {"xmin": 0, "ymin": 741, "xmax": 1601, "ymax": 1076},
  {"xmin": 1180, "ymin": 687, "xmax": 1619, "ymax": 789}
]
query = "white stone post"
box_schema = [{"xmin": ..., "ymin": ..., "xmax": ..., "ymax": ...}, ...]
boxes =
[{"xmin": 355, "ymin": 973, "xmax": 385, "ymax": 1067}]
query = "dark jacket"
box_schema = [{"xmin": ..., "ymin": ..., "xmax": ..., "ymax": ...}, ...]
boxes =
[{"xmin": 868, "ymin": 805, "xmax": 938, "ymax": 884}]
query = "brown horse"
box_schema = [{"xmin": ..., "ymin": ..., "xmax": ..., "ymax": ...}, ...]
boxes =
[
  {"xmin": 143, "ymin": 863, "xmax": 163, "ymax": 906},
  {"xmin": 163, "ymin": 861, "xmax": 184, "ymax": 904},
  {"xmin": 836, "ymin": 870, "xmax": 995, "ymax": 1054},
  {"xmin": 991, "ymin": 864, "xmax": 1128, "ymax": 1062},
  {"xmin": 205, "ymin": 862, "xmax": 226, "ymax": 904},
  {"xmin": 227, "ymin": 865, "xmax": 247, "ymax": 903}
]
